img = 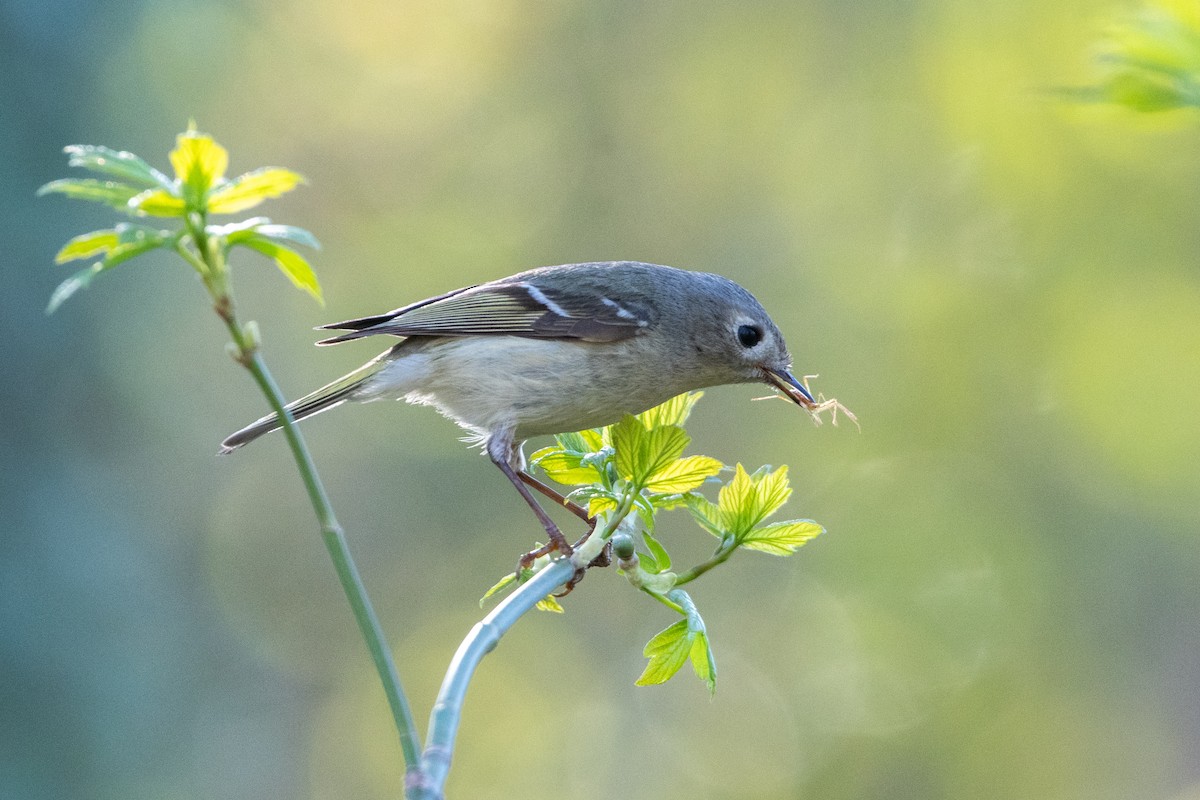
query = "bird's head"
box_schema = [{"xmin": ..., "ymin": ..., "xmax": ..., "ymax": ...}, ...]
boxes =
[{"xmin": 693, "ymin": 276, "xmax": 816, "ymax": 410}]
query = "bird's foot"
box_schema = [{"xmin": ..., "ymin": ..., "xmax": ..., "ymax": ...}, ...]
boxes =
[
  {"xmin": 515, "ymin": 524, "xmax": 574, "ymax": 576},
  {"xmin": 551, "ymin": 539, "xmax": 613, "ymax": 597}
]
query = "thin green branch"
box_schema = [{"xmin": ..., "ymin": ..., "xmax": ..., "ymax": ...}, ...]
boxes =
[
  {"xmin": 194, "ymin": 220, "xmax": 422, "ymax": 776},
  {"xmin": 672, "ymin": 542, "xmax": 736, "ymax": 586},
  {"xmin": 235, "ymin": 339, "xmax": 422, "ymax": 773}
]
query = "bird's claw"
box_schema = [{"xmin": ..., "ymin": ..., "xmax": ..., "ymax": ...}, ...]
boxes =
[
  {"xmin": 515, "ymin": 529, "xmax": 573, "ymax": 578},
  {"xmin": 515, "ymin": 521, "xmax": 612, "ymax": 597}
]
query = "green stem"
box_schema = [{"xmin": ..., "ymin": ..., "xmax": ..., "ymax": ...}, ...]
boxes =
[
  {"xmin": 196, "ymin": 225, "xmax": 422, "ymax": 776},
  {"xmin": 672, "ymin": 542, "xmax": 736, "ymax": 586},
  {"xmin": 237, "ymin": 340, "xmax": 422, "ymax": 773}
]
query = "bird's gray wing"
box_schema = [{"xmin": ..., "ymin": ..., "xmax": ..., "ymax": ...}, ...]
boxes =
[{"xmin": 316, "ymin": 280, "xmax": 653, "ymax": 345}]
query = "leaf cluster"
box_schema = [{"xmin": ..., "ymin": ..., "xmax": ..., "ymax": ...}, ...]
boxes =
[
  {"xmin": 39, "ymin": 127, "xmax": 321, "ymax": 312},
  {"xmin": 1064, "ymin": 1, "xmax": 1200, "ymax": 112},
  {"xmin": 516, "ymin": 391, "xmax": 824, "ymax": 692}
]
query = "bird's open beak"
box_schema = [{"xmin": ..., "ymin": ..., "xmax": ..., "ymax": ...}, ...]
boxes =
[{"xmin": 762, "ymin": 367, "xmax": 816, "ymax": 407}]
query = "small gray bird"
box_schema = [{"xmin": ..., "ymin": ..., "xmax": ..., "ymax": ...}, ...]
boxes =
[{"xmin": 221, "ymin": 261, "xmax": 838, "ymax": 561}]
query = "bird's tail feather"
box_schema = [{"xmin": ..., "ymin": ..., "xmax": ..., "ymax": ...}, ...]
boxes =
[{"xmin": 218, "ymin": 357, "xmax": 388, "ymax": 453}]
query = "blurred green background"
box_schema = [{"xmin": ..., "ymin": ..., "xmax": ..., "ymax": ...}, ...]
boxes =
[{"xmin": 5, "ymin": 0, "xmax": 1200, "ymax": 798}]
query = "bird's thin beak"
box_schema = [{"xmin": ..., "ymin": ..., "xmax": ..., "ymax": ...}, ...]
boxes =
[{"xmin": 762, "ymin": 367, "xmax": 816, "ymax": 407}]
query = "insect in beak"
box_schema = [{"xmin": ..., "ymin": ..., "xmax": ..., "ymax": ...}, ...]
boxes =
[
  {"xmin": 760, "ymin": 367, "xmax": 859, "ymax": 429},
  {"xmin": 762, "ymin": 367, "xmax": 816, "ymax": 406}
]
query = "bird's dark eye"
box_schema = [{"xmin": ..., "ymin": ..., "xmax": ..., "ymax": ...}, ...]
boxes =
[{"xmin": 737, "ymin": 324, "xmax": 762, "ymax": 348}]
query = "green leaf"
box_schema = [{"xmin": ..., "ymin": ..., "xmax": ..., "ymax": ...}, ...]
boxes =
[
  {"xmin": 637, "ymin": 391, "xmax": 704, "ymax": 429},
  {"xmin": 45, "ymin": 227, "xmax": 170, "ymax": 314},
  {"xmin": 642, "ymin": 530, "xmax": 672, "ymax": 571},
  {"xmin": 213, "ymin": 218, "xmax": 320, "ymax": 251},
  {"xmin": 587, "ymin": 495, "xmax": 619, "ymax": 517},
  {"xmin": 234, "ymin": 233, "xmax": 324, "ymax": 303},
  {"xmin": 46, "ymin": 263, "xmax": 105, "ymax": 314},
  {"xmin": 753, "ymin": 465, "xmax": 792, "ymax": 524},
  {"xmin": 37, "ymin": 178, "xmax": 142, "ymax": 211},
  {"xmin": 685, "ymin": 494, "xmax": 725, "ymax": 538},
  {"xmin": 54, "ymin": 229, "xmax": 119, "ymax": 264},
  {"xmin": 536, "ymin": 595, "xmax": 565, "ymax": 613},
  {"xmin": 610, "ymin": 416, "xmax": 648, "ymax": 478},
  {"xmin": 169, "ymin": 130, "xmax": 228, "ymax": 206},
  {"xmin": 552, "ymin": 431, "xmax": 590, "ymax": 454},
  {"xmin": 533, "ymin": 450, "xmax": 602, "ymax": 485},
  {"xmin": 613, "ymin": 417, "xmax": 690, "ymax": 487},
  {"xmin": 111, "ymin": 236, "xmax": 165, "ymax": 266},
  {"xmin": 577, "ymin": 428, "xmax": 605, "ymax": 451},
  {"xmin": 632, "ymin": 494, "xmax": 657, "ymax": 531},
  {"xmin": 635, "ymin": 620, "xmax": 691, "ymax": 686},
  {"xmin": 528, "ymin": 445, "xmax": 557, "ymax": 463},
  {"xmin": 644, "ymin": 454, "xmax": 724, "ymax": 494},
  {"xmin": 128, "ymin": 188, "xmax": 187, "ymax": 217},
  {"xmin": 479, "ymin": 573, "xmax": 518, "ymax": 606},
  {"xmin": 208, "ymin": 216, "xmax": 271, "ymax": 238},
  {"xmin": 689, "ymin": 629, "xmax": 717, "ymax": 696},
  {"xmin": 638, "ymin": 547, "xmax": 661, "ymax": 574},
  {"xmin": 738, "ymin": 520, "xmax": 824, "ymax": 555},
  {"xmin": 252, "ymin": 223, "xmax": 320, "ymax": 250},
  {"xmin": 718, "ymin": 464, "xmax": 792, "ymax": 538},
  {"xmin": 1063, "ymin": 4, "xmax": 1200, "ymax": 112},
  {"xmin": 648, "ymin": 492, "xmax": 697, "ymax": 510},
  {"xmin": 64, "ymin": 144, "xmax": 174, "ymax": 190},
  {"xmin": 635, "ymin": 612, "xmax": 716, "ymax": 693},
  {"xmin": 208, "ymin": 167, "xmax": 307, "ymax": 214}
]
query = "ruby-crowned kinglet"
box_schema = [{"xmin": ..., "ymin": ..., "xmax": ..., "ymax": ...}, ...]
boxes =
[{"xmin": 221, "ymin": 261, "xmax": 842, "ymax": 561}]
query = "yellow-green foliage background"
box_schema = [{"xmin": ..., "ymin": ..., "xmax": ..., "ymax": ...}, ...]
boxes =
[{"xmin": 5, "ymin": 1, "xmax": 1199, "ymax": 798}]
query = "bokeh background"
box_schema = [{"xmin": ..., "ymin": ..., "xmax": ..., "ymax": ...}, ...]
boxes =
[{"xmin": 5, "ymin": 0, "xmax": 1200, "ymax": 798}]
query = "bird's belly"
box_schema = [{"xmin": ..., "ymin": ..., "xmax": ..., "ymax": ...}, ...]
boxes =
[{"xmin": 391, "ymin": 336, "xmax": 686, "ymax": 440}]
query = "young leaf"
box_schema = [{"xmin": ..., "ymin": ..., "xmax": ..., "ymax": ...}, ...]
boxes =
[
  {"xmin": 479, "ymin": 573, "xmax": 518, "ymax": 606},
  {"xmin": 648, "ymin": 491, "xmax": 702, "ymax": 511},
  {"xmin": 552, "ymin": 431, "xmax": 591, "ymax": 454},
  {"xmin": 46, "ymin": 263, "xmax": 105, "ymax": 314},
  {"xmin": 128, "ymin": 188, "xmax": 186, "ymax": 217},
  {"xmin": 64, "ymin": 144, "xmax": 174, "ymax": 190},
  {"xmin": 685, "ymin": 494, "xmax": 725, "ymax": 538},
  {"xmin": 717, "ymin": 464, "xmax": 792, "ymax": 538},
  {"xmin": 98, "ymin": 233, "xmax": 172, "ymax": 269},
  {"xmin": 208, "ymin": 167, "xmax": 306, "ymax": 214},
  {"xmin": 536, "ymin": 595, "xmax": 565, "ymax": 613},
  {"xmin": 642, "ymin": 530, "xmax": 672, "ymax": 571},
  {"xmin": 37, "ymin": 179, "xmax": 142, "ymax": 212},
  {"xmin": 54, "ymin": 229, "xmax": 120, "ymax": 264},
  {"xmin": 208, "ymin": 216, "xmax": 271, "ymax": 238},
  {"xmin": 752, "ymin": 466, "xmax": 792, "ymax": 526},
  {"xmin": 635, "ymin": 619, "xmax": 691, "ymax": 686},
  {"xmin": 234, "ymin": 233, "xmax": 323, "ymax": 303},
  {"xmin": 169, "ymin": 130, "xmax": 228, "ymax": 207},
  {"xmin": 636, "ymin": 547, "xmax": 661, "ymax": 574},
  {"xmin": 689, "ymin": 629, "xmax": 717, "ymax": 696},
  {"xmin": 577, "ymin": 428, "xmax": 605, "ymax": 452},
  {"xmin": 738, "ymin": 520, "xmax": 823, "ymax": 555},
  {"xmin": 644, "ymin": 454, "xmax": 724, "ymax": 494},
  {"xmin": 533, "ymin": 450, "xmax": 602, "ymax": 485},
  {"xmin": 47, "ymin": 226, "xmax": 173, "ymax": 313},
  {"xmin": 637, "ymin": 391, "xmax": 704, "ymax": 429},
  {"xmin": 610, "ymin": 416, "xmax": 649, "ymax": 479},
  {"xmin": 632, "ymin": 494, "xmax": 657, "ymax": 531},
  {"xmin": 588, "ymin": 495, "xmax": 619, "ymax": 517},
  {"xmin": 251, "ymin": 223, "xmax": 320, "ymax": 250},
  {"xmin": 613, "ymin": 417, "xmax": 690, "ymax": 488}
]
